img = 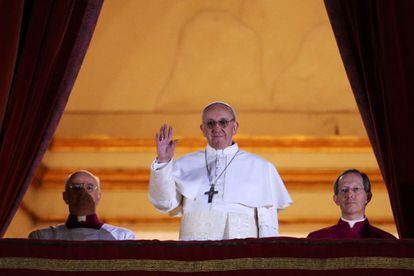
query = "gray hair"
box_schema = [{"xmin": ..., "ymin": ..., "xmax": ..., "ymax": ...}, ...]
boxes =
[
  {"xmin": 333, "ymin": 169, "xmax": 371, "ymax": 195},
  {"xmin": 201, "ymin": 101, "xmax": 236, "ymax": 120},
  {"xmin": 65, "ymin": 170, "xmax": 100, "ymax": 189}
]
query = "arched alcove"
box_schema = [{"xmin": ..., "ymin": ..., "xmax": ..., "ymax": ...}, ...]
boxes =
[{"xmin": 5, "ymin": 0, "xmax": 396, "ymax": 239}]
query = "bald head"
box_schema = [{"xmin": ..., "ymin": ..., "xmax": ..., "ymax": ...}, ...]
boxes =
[
  {"xmin": 63, "ymin": 170, "xmax": 101, "ymax": 216},
  {"xmin": 65, "ymin": 170, "xmax": 100, "ymax": 190}
]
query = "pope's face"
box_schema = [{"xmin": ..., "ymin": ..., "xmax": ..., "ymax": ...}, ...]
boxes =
[
  {"xmin": 63, "ymin": 173, "xmax": 101, "ymax": 216},
  {"xmin": 200, "ymin": 105, "xmax": 238, "ymax": 150},
  {"xmin": 333, "ymin": 172, "xmax": 370, "ymax": 220}
]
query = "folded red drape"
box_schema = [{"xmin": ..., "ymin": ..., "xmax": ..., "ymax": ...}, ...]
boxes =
[
  {"xmin": 324, "ymin": 0, "xmax": 414, "ymax": 238},
  {"xmin": 0, "ymin": 0, "xmax": 103, "ymax": 237}
]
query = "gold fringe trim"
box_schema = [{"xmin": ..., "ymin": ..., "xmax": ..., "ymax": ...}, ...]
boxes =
[{"xmin": 1, "ymin": 257, "xmax": 414, "ymax": 272}]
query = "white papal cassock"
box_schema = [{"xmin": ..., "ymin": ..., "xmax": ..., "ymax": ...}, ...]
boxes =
[
  {"xmin": 28, "ymin": 224, "xmax": 135, "ymax": 240},
  {"xmin": 149, "ymin": 143, "xmax": 292, "ymax": 241}
]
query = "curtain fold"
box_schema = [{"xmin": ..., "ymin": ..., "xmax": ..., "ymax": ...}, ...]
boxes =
[
  {"xmin": 324, "ymin": 0, "xmax": 414, "ymax": 238},
  {"xmin": 0, "ymin": 0, "xmax": 103, "ymax": 237},
  {"xmin": 0, "ymin": 0, "xmax": 24, "ymax": 127}
]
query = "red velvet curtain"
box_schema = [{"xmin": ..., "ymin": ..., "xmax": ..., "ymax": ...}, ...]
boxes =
[
  {"xmin": 0, "ymin": 0, "xmax": 103, "ymax": 237},
  {"xmin": 324, "ymin": 0, "xmax": 414, "ymax": 238}
]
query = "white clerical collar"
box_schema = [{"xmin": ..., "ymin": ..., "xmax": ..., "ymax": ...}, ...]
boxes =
[
  {"xmin": 76, "ymin": 216, "xmax": 86, "ymax": 222},
  {"xmin": 340, "ymin": 217, "xmax": 366, "ymax": 228},
  {"xmin": 77, "ymin": 216, "xmax": 86, "ymax": 222},
  {"xmin": 206, "ymin": 142, "xmax": 239, "ymax": 156}
]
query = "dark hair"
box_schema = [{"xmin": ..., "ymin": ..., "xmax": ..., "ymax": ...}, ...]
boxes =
[{"xmin": 333, "ymin": 169, "xmax": 371, "ymax": 195}]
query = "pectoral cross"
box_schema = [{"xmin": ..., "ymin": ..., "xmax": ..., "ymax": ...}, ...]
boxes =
[{"xmin": 204, "ymin": 185, "xmax": 218, "ymax": 203}]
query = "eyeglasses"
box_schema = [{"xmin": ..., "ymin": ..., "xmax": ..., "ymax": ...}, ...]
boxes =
[
  {"xmin": 338, "ymin": 187, "xmax": 365, "ymax": 195},
  {"xmin": 203, "ymin": 118, "xmax": 235, "ymax": 129},
  {"xmin": 66, "ymin": 183, "xmax": 99, "ymax": 192}
]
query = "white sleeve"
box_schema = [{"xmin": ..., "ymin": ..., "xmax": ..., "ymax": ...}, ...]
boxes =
[
  {"xmin": 122, "ymin": 230, "xmax": 136, "ymax": 240},
  {"xmin": 257, "ymin": 206, "xmax": 279, "ymax": 238},
  {"xmin": 148, "ymin": 159, "xmax": 182, "ymax": 213}
]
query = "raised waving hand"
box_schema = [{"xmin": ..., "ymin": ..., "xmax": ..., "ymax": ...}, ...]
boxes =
[{"xmin": 156, "ymin": 124, "xmax": 178, "ymax": 163}]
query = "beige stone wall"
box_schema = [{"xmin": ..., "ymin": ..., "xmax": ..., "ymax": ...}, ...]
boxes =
[
  {"xmin": 58, "ymin": 0, "xmax": 363, "ymax": 138},
  {"xmin": 5, "ymin": 208, "xmax": 35, "ymax": 238}
]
